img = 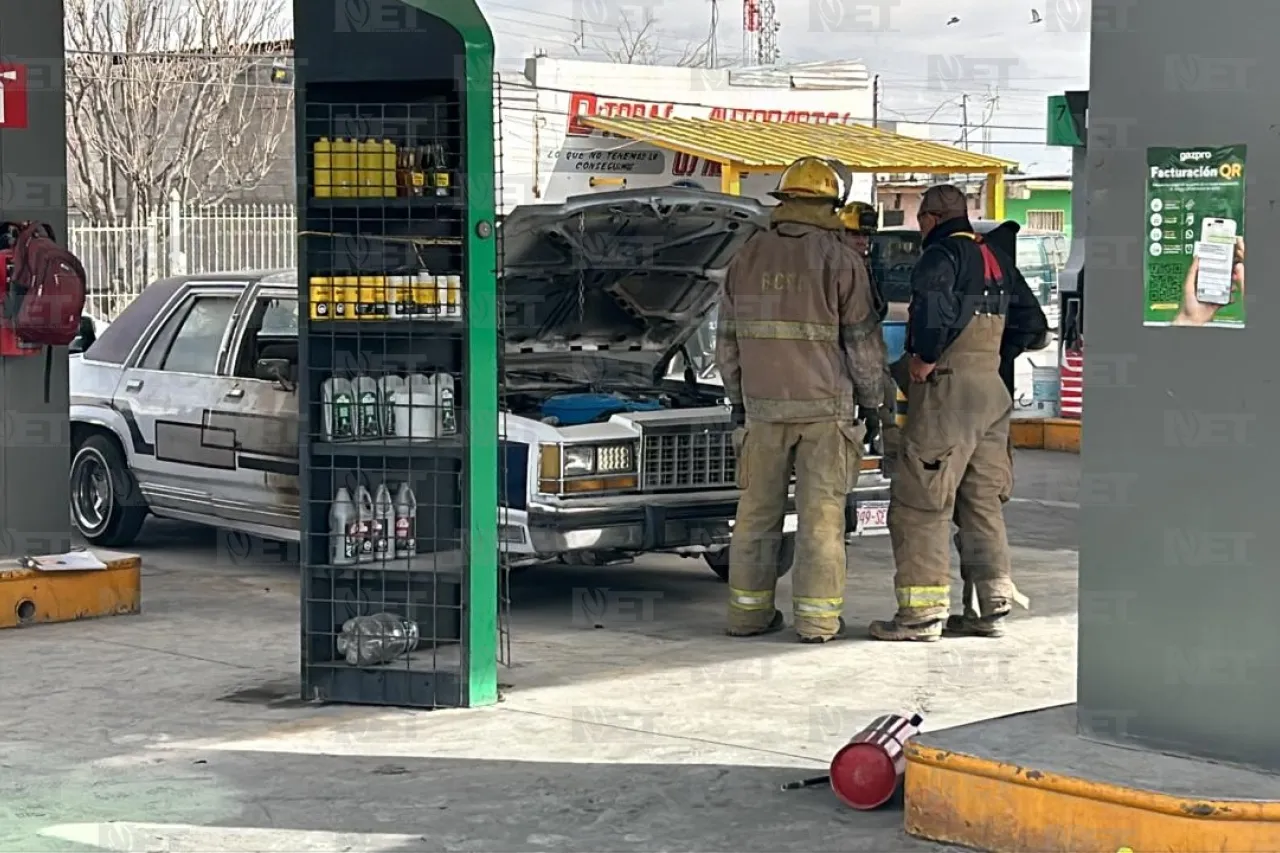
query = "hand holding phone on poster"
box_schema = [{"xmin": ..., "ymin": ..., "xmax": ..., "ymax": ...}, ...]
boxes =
[{"xmin": 1175, "ymin": 234, "xmax": 1245, "ymax": 326}]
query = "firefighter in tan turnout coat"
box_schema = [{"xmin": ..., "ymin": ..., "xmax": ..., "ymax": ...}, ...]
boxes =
[{"xmin": 717, "ymin": 156, "xmax": 888, "ymax": 643}]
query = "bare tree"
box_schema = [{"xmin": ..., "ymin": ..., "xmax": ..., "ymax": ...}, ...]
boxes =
[
  {"xmin": 582, "ymin": 9, "xmax": 715, "ymax": 67},
  {"xmin": 64, "ymin": 0, "xmax": 293, "ymax": 224}
]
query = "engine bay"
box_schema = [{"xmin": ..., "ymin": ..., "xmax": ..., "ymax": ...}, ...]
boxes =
[{"xmin": 505, "ymin": 384, "xmax": 724, "ymax": 425}]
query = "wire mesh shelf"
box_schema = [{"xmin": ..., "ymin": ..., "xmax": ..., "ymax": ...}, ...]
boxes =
[{"xmin": 298, "ymin": 88, "xmax": 479, "ymax": 708}]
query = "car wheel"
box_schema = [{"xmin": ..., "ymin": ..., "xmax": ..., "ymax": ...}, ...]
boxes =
[
  {"xmin": 705, "ymin": 533, "xmax": 796, "ymax": 581},
  {"xmin": 70, "ymin": 435, "xmax": 148, "ymax": 547}
]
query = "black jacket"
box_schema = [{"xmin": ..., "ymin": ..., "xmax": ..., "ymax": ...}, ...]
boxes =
[{"xmin": 906, "ymin": 217, "xmax": 1048, "ymax": 393}]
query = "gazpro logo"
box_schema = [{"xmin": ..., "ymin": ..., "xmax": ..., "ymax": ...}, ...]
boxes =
[{"xmin": 1179, "ymin": 150, "xmax": 1212, "ymax": 162}]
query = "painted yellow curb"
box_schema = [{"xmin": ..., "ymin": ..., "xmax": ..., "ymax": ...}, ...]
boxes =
[
  {"xmin": 1011, "ymin": 417, "xmax": 1079, "ymax": 452},
  {"xmin": 904, "ymin": 741, "xmax": 1280, "ymax": 852}
]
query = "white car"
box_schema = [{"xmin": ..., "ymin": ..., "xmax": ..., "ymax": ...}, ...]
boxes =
[{"xmin": 68, "ymin": 188, "xmax": 890, "ymax": 580}]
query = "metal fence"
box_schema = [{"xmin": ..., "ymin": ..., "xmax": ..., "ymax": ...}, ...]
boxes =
[{"xmin": 69, "ymin": 201, "xmax": 297, "ymax": 320}]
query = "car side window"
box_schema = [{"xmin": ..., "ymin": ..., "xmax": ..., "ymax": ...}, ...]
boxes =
[
  {"xmin": 232, "ymin": 296, "xmax": 299, "ymax": 379},
  {"xmin": 140, "ymin": 296, "xmax": 237, "ymax": 374},
  {"xmin": 260, "ymin": 298, "xmax": 298, "ymax": 336}
]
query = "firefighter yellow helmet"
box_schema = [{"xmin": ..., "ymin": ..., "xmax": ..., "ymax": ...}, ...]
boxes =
[
  {"xmin": 840, "ymin": 201, "xmax": 879, "ymax": 233},
  {"xmin": 770, "ymin": 156, "xmax": 848, "ymax": 202}
]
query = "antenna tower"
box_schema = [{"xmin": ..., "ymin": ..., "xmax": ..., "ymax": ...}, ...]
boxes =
[{"xmin": 743, "ymin": 0, "xmax": 779, "ymax": 65}]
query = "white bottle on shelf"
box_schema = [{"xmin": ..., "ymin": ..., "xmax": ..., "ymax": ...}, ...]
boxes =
[
  {"xmin": 404, "ymin": 372, "xmax": 438, "ymax": 439},
  {"xmin": 415, "ymin": 270, "xmax": 437, "ymax": 320},
  {"xmin": 329, "ymin": 487, "xmax": 358, "ymax": 566},
  {"xmin": 378, "ymin": 375, "xmax": 405, "ymax": 438},
  {"xmin": 354, "ymin": 485, "xmax": 375, "ymax": 563},
  {"xmin": 394, "ymin": 482, "xmax": 418, "ymax": 558},
  {"xmin": 446, "ymin": 275, "xmax": 462, "ymax": 319},
  {"xmin": 430, "ymin": 372, "xmax": 457, "ymax": 436},
  {"xmin": 372, "ymin": 483, "xmax": 394, "ymax": 560},
  {"xmin": 435, "ymin": 275, "xmax": 449, "ymax": 320},
  {"xmin": 321, "ymin": 375, "xmax": 355, "ymax": 442},
  {"xmin": 352, "ymin": 374, "xmax": 382, "ymax": 439}
]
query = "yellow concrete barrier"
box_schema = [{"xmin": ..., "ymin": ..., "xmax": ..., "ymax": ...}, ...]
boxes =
[
  {"xmin": 0, "ymin": 549, "xmax": 141, "ymax": 629},
  {"xmin": 905, "ymin": 740, "xmax": 1280, "ymax": 852}
]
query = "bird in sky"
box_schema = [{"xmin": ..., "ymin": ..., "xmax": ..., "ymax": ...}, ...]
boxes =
[
  {"xmin": 946, "ymin": 15, "xmax": 960, "ymax": 25},
  {"xmin": 1030, "ymin": 8, "xmax": 1042, "ymax": 23}
]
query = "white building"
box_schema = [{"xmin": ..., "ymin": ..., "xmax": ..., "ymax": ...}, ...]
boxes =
[{"xmin": 496, "ymin": 56, "xmax": 881, "ymax": 211}]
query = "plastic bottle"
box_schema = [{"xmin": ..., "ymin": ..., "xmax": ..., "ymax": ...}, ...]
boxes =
[
  {"xmin": 309, "ymin": 275, "xmax": 332, "ymax": 321},
  {"xmin": 434, "ymin": 275, "xmax": 449, "ymax": 319},
  {"xmin": 445, "ymin": 274, "xmax": 462, "ymax": 319},
  {"xmin": 329, "ymin": 487, "xmax": 358, "ymax": 565},
  {"xmin": 358, "ymin": 139, "xmax": 379, "ymax": 197},
  {"xmin": 321, "ymin": 376, "xmax": 355, "ymax": 441},
  {"xmin": 378, "ymin": 375, "xmax": 405, "ymax": 436},
  {"xmin": 333, "ymin": 139, "xmax": 356, "ymax": 197},
  {"xmin": 336, "ymin": 613, "xmax": 420, "ymax": 666},
  {"xmin": 404, "ymin": 373, "xmax": 436, "ymax": 439},
  {"xmin": 352, "ymin": 374, "xmax": 382, "ymax": 439},
  {"xmin": 354, "ymin": 485, "xmax": 375, "ymax": 563},
  {"xmin": 387, "ymin": 275, "xmax": 411, "ymax": 319},
  {"xmin": 372, "ymin": 482, "xmax": 394, "ymax": 560},
  {"xmin": 394, "ymin": 482, "xmax": 417, "ymax": 557},
  {"xmin": 381, "ymin": 140, "xmax": 397, "ymax": 198},
  {"xmin": 414, "ymin": 270, "xmax": 437, "ymax": 319},
  {"xmin": 313, "ymin": 138, "xmax": 332, "ymax": 198},
  {"xmin": 432, "ymin": 373, "xmax": 458, "ymax": 436}
]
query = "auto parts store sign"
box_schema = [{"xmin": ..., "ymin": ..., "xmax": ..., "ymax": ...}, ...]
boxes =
[{"xmin": 550, "ymin": 90, "xmax": 863, "ymax": 196}]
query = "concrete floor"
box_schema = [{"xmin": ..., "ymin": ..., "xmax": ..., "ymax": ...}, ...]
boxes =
[{"xmin": 1, "ymin": 451, "xmax": 1080, "ymax": 852}]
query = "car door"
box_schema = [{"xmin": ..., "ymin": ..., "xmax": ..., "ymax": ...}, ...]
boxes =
[
  {"xmin": 113, "ymin": 283, "xmax": 249, "ymax": 521},
  {"xmin": 210, "ymin": 284, "xmax": 300, "ymax": 537}
]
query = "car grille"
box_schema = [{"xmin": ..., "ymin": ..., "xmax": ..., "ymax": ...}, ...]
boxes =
[{"xmin": 641, "ymin": 425, "xmax": 736, "ymax": 491}]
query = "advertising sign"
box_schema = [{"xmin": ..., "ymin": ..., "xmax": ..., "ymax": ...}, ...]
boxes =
[{"xmin": 1143, "ymin": 145, "xmax": 1246, "ymax": 328}]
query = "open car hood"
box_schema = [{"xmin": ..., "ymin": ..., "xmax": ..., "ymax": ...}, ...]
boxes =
[{"xmin": 501, "ymin": 188, "xmax": 768, "ymax": 360}]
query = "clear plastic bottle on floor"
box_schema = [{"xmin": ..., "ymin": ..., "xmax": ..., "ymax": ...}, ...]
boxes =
[{"xmin": 336, "ymin": 612, "xmax": 420, "ymax": 666}]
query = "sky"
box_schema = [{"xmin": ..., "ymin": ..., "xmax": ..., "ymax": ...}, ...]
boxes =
[{"xmin": 477, "ymin": 0, "xmax": 1092, "ymax": 174}]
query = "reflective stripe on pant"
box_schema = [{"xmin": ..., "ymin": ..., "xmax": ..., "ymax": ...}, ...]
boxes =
[{"xmin": 727, "ymin": 419, "xmax": 860, "ymax": 637}]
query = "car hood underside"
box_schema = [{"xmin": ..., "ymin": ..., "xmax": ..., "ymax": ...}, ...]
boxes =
[{"xmin": 500, "ymin": 187, "xmax": 768, "ymax": 363}]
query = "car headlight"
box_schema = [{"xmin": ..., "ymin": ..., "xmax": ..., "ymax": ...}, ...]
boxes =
[
  {"xmin": 538, "ymin": 441, "xmax": 639, "ymax": 495},
  {"xmin": 563, "ymin": 446, "xmax": 595, "ymax": 476}
]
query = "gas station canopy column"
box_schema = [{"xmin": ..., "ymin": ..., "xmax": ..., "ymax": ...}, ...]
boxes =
[
  {"xmin": 900, "ymin": 2, "xmax": 1280, "ymax": 850},
  {"xmin": 580, "ymin": 116, "xmax": 1015, "ymax": 219}
]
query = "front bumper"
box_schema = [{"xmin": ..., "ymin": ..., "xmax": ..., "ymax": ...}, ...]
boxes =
[{"xmin": 527, "ymin": 494, "xmax": 797, "ymax": 554}]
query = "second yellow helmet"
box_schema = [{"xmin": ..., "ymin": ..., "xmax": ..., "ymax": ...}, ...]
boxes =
[
  {"xmin": 771, "ymin": 156, "xmax": 848, "ymax": 202},
  {"xmin": 839, "ymin": 201, "xmax": 879, "ymax": 233}
]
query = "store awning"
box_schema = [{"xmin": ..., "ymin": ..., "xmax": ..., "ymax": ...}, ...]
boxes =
[{"xmin": 580, "ymin": 115, "xmax": 1017, "ymax": 174}]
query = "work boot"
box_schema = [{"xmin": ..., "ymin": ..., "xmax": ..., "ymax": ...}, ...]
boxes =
[
  {"xmin": 726, "ymin": 609, "xmax": 785, "ymax": 638},
  {"xmin": 868, "ymin": 616, "xmax": 944, "ymax": 642},
  {"xmin": 797, "ymin": 617, "xmax": 846, "ymax": 644},
  {"xmin": 946, "ymin": 599, "xmax": 1012, "ymax": 638}
]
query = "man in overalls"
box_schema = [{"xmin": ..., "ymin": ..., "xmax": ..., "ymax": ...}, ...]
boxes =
[{"xmin": 870, "ymin": 185, "xmax": 1027, "ymax": 642}]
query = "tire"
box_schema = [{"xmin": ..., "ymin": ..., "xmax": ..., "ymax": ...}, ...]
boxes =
[
  {"xmin": 70, "ymin": 434, "xmax": 148, "ymax": 547},
  {"xmin": 705, "ymin": 533, "xmax": 796, "ymax": 582}
]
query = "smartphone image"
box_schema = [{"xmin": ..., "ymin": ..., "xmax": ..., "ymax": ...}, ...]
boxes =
[{"xmin": 1194, "ymin": 217, "xmax": 1237, "ymax": 305}]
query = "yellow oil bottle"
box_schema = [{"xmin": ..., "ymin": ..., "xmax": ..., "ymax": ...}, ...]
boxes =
[
  {"xmin": 333, "ymin": 139, "xmax": 356, "ymax": 197},
  {"xmin": 381, "ymin": 140, "xmax": 397, "ymax": 197},
  {"xmin": 357, "ymin": 275, "xmax": 386, "ymax": 319},
  {"xmin": 313, "ymin": 138, "xmax": 332, "ymax": 198},
  {"xmin": 357, "ymin": 139, "xmax": 380, "ymax": 198},
  {"xmin": 335, "ymin": 276, "xmax": 358, "ymax": 319},
  {"xmin": 309, "ymin": 276, "xmax": 333, "ymax": 320}
]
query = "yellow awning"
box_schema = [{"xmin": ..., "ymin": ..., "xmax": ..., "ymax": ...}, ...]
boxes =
[{"xmin": 581, "ymin": 116, "xmax": 1016, "ymax": 173}]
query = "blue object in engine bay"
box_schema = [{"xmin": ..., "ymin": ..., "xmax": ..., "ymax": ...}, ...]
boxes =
[{"xmin": 541, "ymin": 392, "xmax": 663, "ymax": 426}]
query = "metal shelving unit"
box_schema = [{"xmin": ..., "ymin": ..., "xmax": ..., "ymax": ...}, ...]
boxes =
[{"xmin": 293, "ymin": 0, "xmax": 499, "ymax": 708}]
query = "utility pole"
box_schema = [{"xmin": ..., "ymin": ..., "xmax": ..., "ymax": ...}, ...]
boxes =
[
  {"xmin": 960, "ymin": 93, "xmax": 970, "ymax": 150},
  {"xmin": 707, "ymin": 0, "xmax": 719, "ymax": 67},
  {"xmin": 871, "ymin": 74, "xmax": 880, "ymax": 207}
]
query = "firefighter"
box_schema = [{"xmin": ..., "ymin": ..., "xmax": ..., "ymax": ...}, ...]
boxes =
[
  {"xmin": 718, "ymin": 156, "xmax": 888, "ymax": 643},
  {"xmin": 840, "ymin": 199, "xmax": 893, "ymax": 454},
  {"xmin": 839, "ymin": 201, "xmax": 880, "ymax": 262},
  {"xmin": 870, "ymin": 185, "xmax": 1041, "ymax": 642}
]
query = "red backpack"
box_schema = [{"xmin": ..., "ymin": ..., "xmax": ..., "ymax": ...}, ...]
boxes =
[{"xmin": 3, "ymin": 221, "xmax": 87, "ymax": 346}]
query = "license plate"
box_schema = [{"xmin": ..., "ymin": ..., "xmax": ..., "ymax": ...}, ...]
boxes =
[{"xmin": 856, "ymin": 500, "xmax": 889, "ymax": 530}]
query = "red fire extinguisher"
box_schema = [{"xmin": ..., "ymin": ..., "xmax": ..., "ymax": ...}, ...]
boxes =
[{"xmin": 781, "ymin": 712, "xmax": 924, "ymax": 810}]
